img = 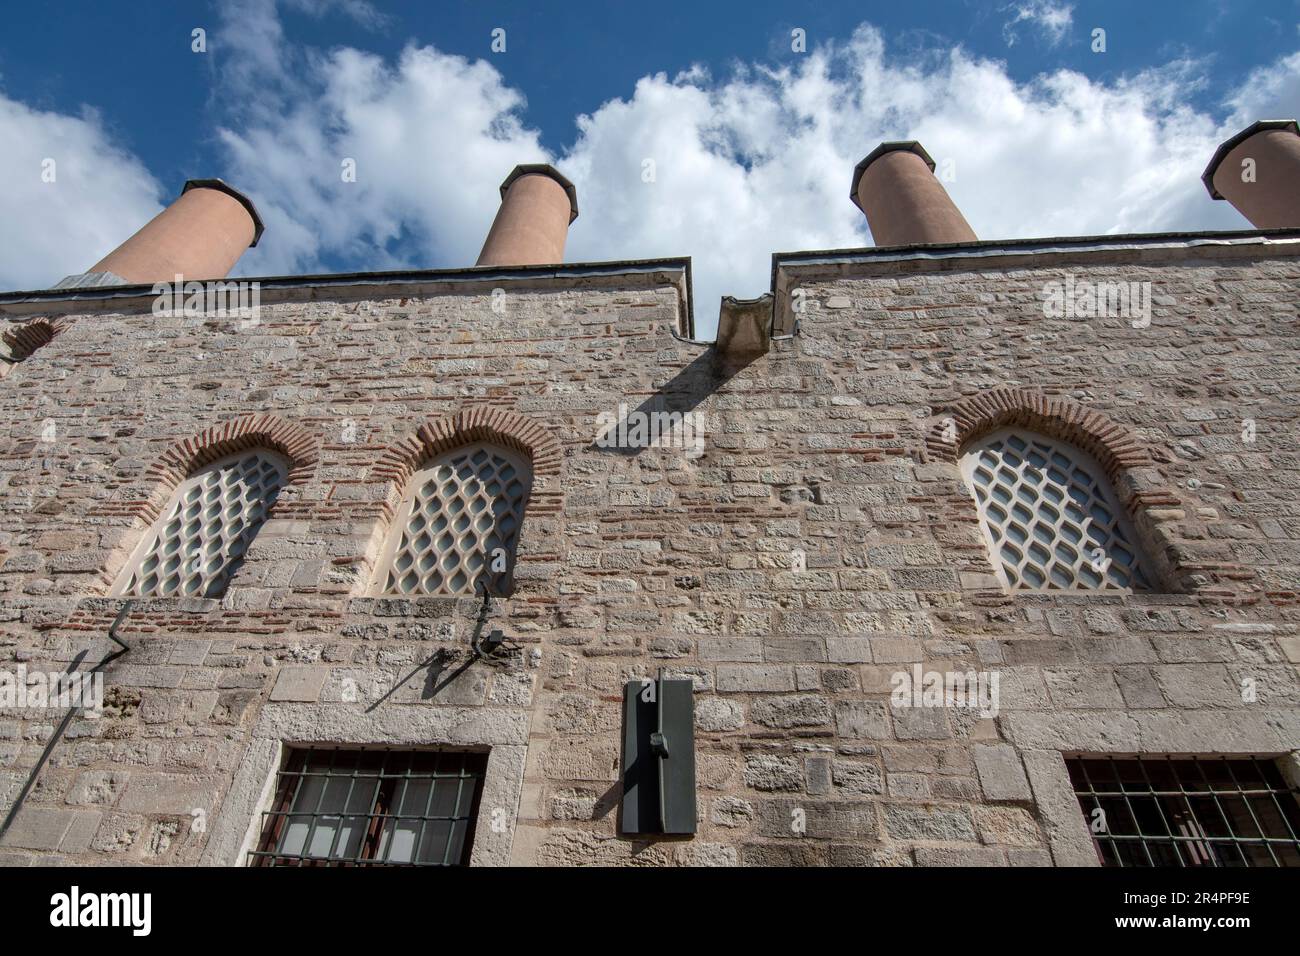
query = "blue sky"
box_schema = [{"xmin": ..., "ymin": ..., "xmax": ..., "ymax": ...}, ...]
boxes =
[{"xmin": 2, "ymin": 0, "xmax": 1298, "ymax": 335}]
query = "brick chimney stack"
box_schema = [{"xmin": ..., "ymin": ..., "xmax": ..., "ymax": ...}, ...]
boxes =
[
  {"xmin": 851, "ymin": 142, "xmax": 977, "ymax": 246},
  {"xmin": 1203, "ymin": 120, "xmax": 1300, "ymax": 229},
  {"xmin": 476, "ymin": 164, "xmax": 578, "ymax": 267},
  {"xmin": 56, "ymin": 179, "xmax": 264, "ymax": 289}
]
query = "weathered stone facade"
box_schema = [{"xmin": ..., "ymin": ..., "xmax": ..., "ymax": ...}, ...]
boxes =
[{"xmin": 1, "ymin": 233, "xmax": 1298, "ymax": 866}]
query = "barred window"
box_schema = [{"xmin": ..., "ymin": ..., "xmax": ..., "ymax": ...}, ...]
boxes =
[
  {"xmin": 959, "ymin": 428, "xmax": 1152, "ymax": 591},
  {"xmin": 112, "ymin": 449, "xmax": 287, "ymax": 598},
  {"xmin": 374, "ymin": 442, "xmax": 531, "ymax": 596},
  {"xmin": 250, "ymin": 748, "xmax": 488, "ymax": 867},
  {"xmin": 1067, "ymin": 756, "xmax": 1300, "ymax": 867}
]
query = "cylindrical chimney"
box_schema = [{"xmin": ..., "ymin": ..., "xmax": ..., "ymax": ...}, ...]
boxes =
[
  {"xmin": 850, "ymin": 141, "xmax": 977, "ymax": 246},
  {"xmin": 1202, "ymin": 119, "xmax": 1300, "ymax": 229},
  {"xmin": 476, "ymin": 164, "xmax": 578, "ymax": 267},
  {"xmin": 86, "ymin": 179, "xmax": 264, "ymax": 285}
]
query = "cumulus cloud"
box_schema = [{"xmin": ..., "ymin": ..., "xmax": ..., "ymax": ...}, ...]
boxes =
[
  {"xmin": 283, "ymin": 0, "xmax": 390, "ymax": 30},
  {"xmin": 203, "ymin": 7, "xmax": 1300, "ymax": 335},
  {"xmin": 1002, "ymin": 1, "xmax": 1075, "ymax": 48},
  {"xmin": 569, "ymin": 34, "xmax": 1295, "ymax": 330},
  {"xmin": 1227, "ymin": 50, "xmax": 1300, "ymax": 121},
  {"xmin": 0, "ymin": 94, "xmax": 163, "ymax": 290},
  {"xmin": 208, "ymin": 9, "xmax": 1299, "ymax": 333},
  {"xmin": 212, "ymin": 0, "xmax": 548, "ymax": 277}
]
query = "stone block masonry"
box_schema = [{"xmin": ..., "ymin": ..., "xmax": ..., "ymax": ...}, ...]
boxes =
[{"xmin": 0, "ymin": 240, "xmax": 1298, "ymax": 867}]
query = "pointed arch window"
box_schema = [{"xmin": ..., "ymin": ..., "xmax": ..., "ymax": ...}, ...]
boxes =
[
  {"xmin": 112, "ymin": 449, "xmax": 287, "ymax": 598},
  {"xmin": 374, "ymin": 442, "xmax": 532, "ymax": 596},
  {"xmin": 960, "ymin": 428, "xmax": 1153, "ymax": 591}
]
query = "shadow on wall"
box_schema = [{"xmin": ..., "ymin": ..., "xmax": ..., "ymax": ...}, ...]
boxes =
[{"xmin": 588, "ymin": 348, "xmax": 762, "ymax": 460}]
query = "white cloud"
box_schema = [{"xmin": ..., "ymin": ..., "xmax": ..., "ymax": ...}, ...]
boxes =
[
  {"xmin": 1226, "ymin": 50, "xmax": 1300, "ymax": 122},
  {"xmin": 554, "ymin": 30, "xmax": 1295, "ymax": 332},
  {"xmin": 202, "ymin": 9, "xmax": 1299, "ymax": 336},
  {"xmin": 1002, "ymin": 1, "xmax": 1075, "ymax": 48},
  {"xmin": 0, "ymin": 94, "xmax": 163, "ymax": 290},
  {"xmin": 283, "ymin": 0, "xmax": 390, "ymax": 30},
  {"xmin": 213, "ymin": 0, "xmax": 549, "ymax": 277}
]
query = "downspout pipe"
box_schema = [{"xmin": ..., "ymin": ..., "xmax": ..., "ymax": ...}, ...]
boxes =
[{"xmin": 0, "ymin": 600, "xmax": 133, "ymax": 841}]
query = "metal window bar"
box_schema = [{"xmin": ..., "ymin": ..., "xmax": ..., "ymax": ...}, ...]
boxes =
[
  {"xmin": 324, "ymin": 750, "xmax": 366, "ymax": 862},
  {"xmin": 406, "ymin": 750, "xmax": 435, "ymax": 867},
  {"xmin": 1070, "ymin": 759, "xmax": 1111, "ymax": 866},
  {"xmin": 249, "ymin": 747, "xmax": 488, "ymax": 867},
  {"xmin": 1067, "ymin": 756, "xmax": 1300, "ymax": 867},
  {"xmin": 1133, "ymin": 756, "xmax": 1187, "ymax": 866},
  {"xmin": 295, "ymin": 745, "xmax": 342, "ymax": 865},
  {"xmin": 1079, "ymin": 754, "xmax": 1154, "ymax": 866},
  {"xmin": 1222, "ymin": 757, "xmax": 1281, "ymax": 866},
  {"xmin": 1176, "ymin": 757, "xmax": 1234, "ymax": 867},
  {"xmin": 1187, "ymin": 757, "xmax": 1248, "ymax": 867},
  {"xmin": 445, "ymin": 756, "xmax": 470, "ymax": 865},
  {"xmin": 1265, "ymin": 764, "xmax": 1300, "ymax": 844}
]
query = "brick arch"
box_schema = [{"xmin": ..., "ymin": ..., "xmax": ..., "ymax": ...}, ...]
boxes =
[
  {"xmin": 0, "ymin": 317, "xmax": 71, "ymax": 377},
  {"xmin": 373, "ymin": 406, "xmax": 563, "ymax": 510},
  {"xmin": 135, "ymin": 413, "xmax": 320, "ymax": 525},
  {"xmin": 924, "ymin": 386, "xmax": 1153, "ymax": 483},
  {"xmin": 91, "ymin": 414, "xmax": 320, "ymax": 591},
  {"xmin": 358, "ymin": 407, "xmax": 564, "ymax": 597},
  {"xmin": 921, "ymin": 386, "xmax": 1208, "ymax": 594}
]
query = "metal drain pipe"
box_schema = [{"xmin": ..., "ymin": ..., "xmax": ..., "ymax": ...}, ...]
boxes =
[{"xmin": 0, "ymin": 600, "xmax": 133, "ymax": 840}]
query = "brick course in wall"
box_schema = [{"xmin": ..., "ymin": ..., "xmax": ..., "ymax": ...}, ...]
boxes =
[{"xmin": 0, "ymin": 238, "xmax": 1298, "ymax": 866}]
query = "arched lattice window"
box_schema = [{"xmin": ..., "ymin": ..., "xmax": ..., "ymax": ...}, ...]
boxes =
[
  {"xmin": 959, "ymin": 428, "xmax": 1152, "ymax": 591},
  {"xmin": 112, "ymin": 449, "xmax": 287, "ymax": 598},
  {"xmin": 374, "ymin": 442, "xmax": 532, "ymax": 596}
]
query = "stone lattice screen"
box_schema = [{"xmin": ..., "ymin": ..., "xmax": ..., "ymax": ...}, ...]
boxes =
[
  {"xmin": 375, "ymin": 443, "xmax": 532, "ymax": 596},
  {"xmin": 112, "ymin": 450, "xmax": 288, "ymax": 598},
  {"xmin": 959, "ymin": 428, "xmax": 1152, "ymax": 591}
]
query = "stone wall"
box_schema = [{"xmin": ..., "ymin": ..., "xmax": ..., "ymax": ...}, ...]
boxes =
[{"xmin": 1, "ymin": 242, "xmax": 1298, "ymax": 866}]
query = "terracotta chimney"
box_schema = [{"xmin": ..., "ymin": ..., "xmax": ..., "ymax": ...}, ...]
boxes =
[
  {"xmin": 476, "ymin": 164, "xmax": 578, "ymax": 267},
  {"xmin": 55, "ymin": 179, "xmax": 264, "ymax": 289},
  {"xmin": 850, "ymin": 142, "xmax": 977, "ymax": 246},
  {"xmin": 1202, "ymin": 119, "xmax": 1300, "ymax": 229}
]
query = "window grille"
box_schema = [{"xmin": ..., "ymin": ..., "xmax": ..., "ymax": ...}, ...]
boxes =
[
  {"xmin": 375, "ymin": 442, "xmax": 531, "ymax": 596},
  {"xmin": 959, "ymin": 428, "xmax": 1152, "ymax": 591},
  {"xmin": 112, "ymin": 449, "xmax": 287, "ymax": 598},
  {"xmin": 250, "ymin": 748, "xmax": 489, "ymax": 867},
  {"xmin": 1067, "ymin": 756, "xmax": 1300, "ymax": 867}
]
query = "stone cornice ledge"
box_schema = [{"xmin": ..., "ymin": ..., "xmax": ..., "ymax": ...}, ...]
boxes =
[{"xmin": 771, "ymin": 229, "xmax": 1300, "ymax": 335}]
